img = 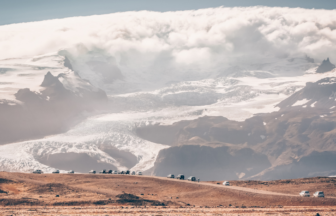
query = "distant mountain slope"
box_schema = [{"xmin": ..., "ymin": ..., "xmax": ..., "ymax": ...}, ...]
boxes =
[
  {"xmin": 0, "ymin": 55, "xmax": 108, "ymax": 144},
  {"xmin": 151, "ymin": 145, "xmax": 271, "ymax": 181},
  {"xmin": 277, "ymin": 77, "xmax": 336, "ymax": 110},
  {"xmin": 138, "ymin": 75, "xmax": 336, "ymax": 180}
]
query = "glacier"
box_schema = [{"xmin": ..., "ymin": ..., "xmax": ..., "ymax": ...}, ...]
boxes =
[{"xmin": 1, "ymin": 6, "xmax": 336, "ymax": 173}]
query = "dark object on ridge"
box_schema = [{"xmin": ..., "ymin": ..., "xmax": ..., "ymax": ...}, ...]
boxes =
[
  {"xmin": 126, "ymin": 170, "xmax": 130, "ymax": 175},
  {"xmin": 99, "ymin": 169, "xmax": 106, "ymax": 174},
  {"xmin": 167, "ymin": 174, "xmax": 175, "ymax": 178},
  {"xmin": 0, "ymin": 189, "xmax": 7, "ymax": 194},
  {"xmin": 33, "ymin": 170, "xmax": 43, "ymax": 174},
  {"xmin": 188, "ymin": 176, "xmax": 197, "ymax": 181},
  {"xmin": 108, "ymin": 170, "xmax": 113, "ymax": 174},
  {"xmin": 176, "ymin": 174, "xmax": 184, "ymax": 180},
  {"xmin": 316, "ymin": 58, "xmax": 335, "ymax": 73}
]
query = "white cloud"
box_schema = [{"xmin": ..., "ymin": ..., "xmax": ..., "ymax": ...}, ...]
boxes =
[{"xmin": 1, "ymin": 7, "xmax": 336, "ymax": 83}]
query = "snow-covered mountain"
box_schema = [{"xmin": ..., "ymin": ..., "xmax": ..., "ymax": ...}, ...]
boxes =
[
  {"xmin": 0, "ymin": 54, "xmax": 108, "ymax": 145},
  {"xmin": 0, "ymin": 52, "xmax": 334, "ymax": 174},
  {"xmin": 138, "ymin": 72, "xmax": 336, "ymax": 180},
  {"xmin": 1, "ymin": 7, "xmax": 336, "ymax": 178}
]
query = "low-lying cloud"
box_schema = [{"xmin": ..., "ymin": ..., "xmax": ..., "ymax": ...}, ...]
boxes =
[{"xmin": 1, "ymin": 7, "xmax": 336, "ymax": 82}]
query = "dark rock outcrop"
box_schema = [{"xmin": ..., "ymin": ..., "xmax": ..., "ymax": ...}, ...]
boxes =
[
  {"xmin": 316, "ymin": 58, "xmax": 335, "ymax": 73},
  {"xmin": 116, "ymin": 193, "xmax": 173, "ymax": 206},
  {"xmin": 152, "ymin": 145, "xmax": 271, "ymax": 181}
]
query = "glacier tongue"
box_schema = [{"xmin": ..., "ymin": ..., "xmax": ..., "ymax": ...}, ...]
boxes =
[
  {"xmin": 0, "ymin": 71, "xmax": 322, "ymax": 173},
  {"xmin": 1, "ymin": 52, "xmax": 336, "ymax": 173},
  {"xmin": 0, "ymin": 111, "xmax": 171, "ymax": 173}
]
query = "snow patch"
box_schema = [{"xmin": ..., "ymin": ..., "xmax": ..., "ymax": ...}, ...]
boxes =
[{"xmin": 292, "ymin": 99, "xmax": 309, "ymax": 106}]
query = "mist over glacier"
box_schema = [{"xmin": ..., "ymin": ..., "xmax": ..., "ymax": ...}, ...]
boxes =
[
  {"xmin": 1, "ymin": 7, "xmax": 336, "ymax": 176},
  {"xmin": 1, "ymin": 6, "xmax": 336, "ymax": 89}
]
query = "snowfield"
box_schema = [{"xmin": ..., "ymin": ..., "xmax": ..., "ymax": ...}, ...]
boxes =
[
  {"xmin": 1, "ymin": 6, "xmax": 336, "ymax": 173},
  {"xmin": 0, "ymin": 53, "xmax": 335, "ymax": 173}
]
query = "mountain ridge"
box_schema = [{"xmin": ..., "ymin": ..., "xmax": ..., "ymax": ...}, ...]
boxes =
[
  {"xmin": 0, "ymin": 58, "xmax": 108, "ymax": 145},
  {"xmin": 137, "ymin": 75, "xmax": 336, "ymax": 180}
]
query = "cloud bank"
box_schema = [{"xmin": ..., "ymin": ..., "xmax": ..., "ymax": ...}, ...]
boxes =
[{"xmin": 1, "ymin": 7, "xmax": 336, "ymax": 86}]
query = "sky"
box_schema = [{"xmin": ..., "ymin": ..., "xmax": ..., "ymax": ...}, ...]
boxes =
[{"xmin": 1, "ymin": 0, "xmax": 336, "ymax": 26}]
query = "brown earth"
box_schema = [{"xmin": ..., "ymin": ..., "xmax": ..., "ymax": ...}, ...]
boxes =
[
  {"xmin": 0, "ymin": 206, "xmax": 335, "ymax": 215},
  {"xmin": 0, "ymin": 172, "xmax": 335, "ymax": 210},
  {"xmin": 210, "ymin": 177, "xmax": 336, "ymax": 198},
  {"xmin": 1, "ymin": 172, "xmax": 336, "ymax": 215}
]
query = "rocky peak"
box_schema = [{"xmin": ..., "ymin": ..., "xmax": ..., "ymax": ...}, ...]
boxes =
[
  {"xmin": 41, "ymin": 72, "xmax": 63, "ymax": 88},
  {"xmin": 316, "ymin": 58, "xmax": 335, "ymax": 73},
  {"xmin": 40, "ymin": 72, "xmax": 69, "ymax": 98}
]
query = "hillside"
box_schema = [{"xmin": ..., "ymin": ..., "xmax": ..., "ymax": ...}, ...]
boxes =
[
  {"xmin": 138, "ymin": 76, "xmax": 336, "ymax": 180},
  {"xmin": 1, "ymin": 173, "xmax": 336, "ymax": 214},
  {"xmin": 0, "ymin": 172, "xmax": 335, "ymax": 207}
]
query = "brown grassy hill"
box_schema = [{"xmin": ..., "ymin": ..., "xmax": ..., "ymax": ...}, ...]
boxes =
[{"xmin": 0, "ymin": 172, "xmax": 335, "ymax": 208}]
